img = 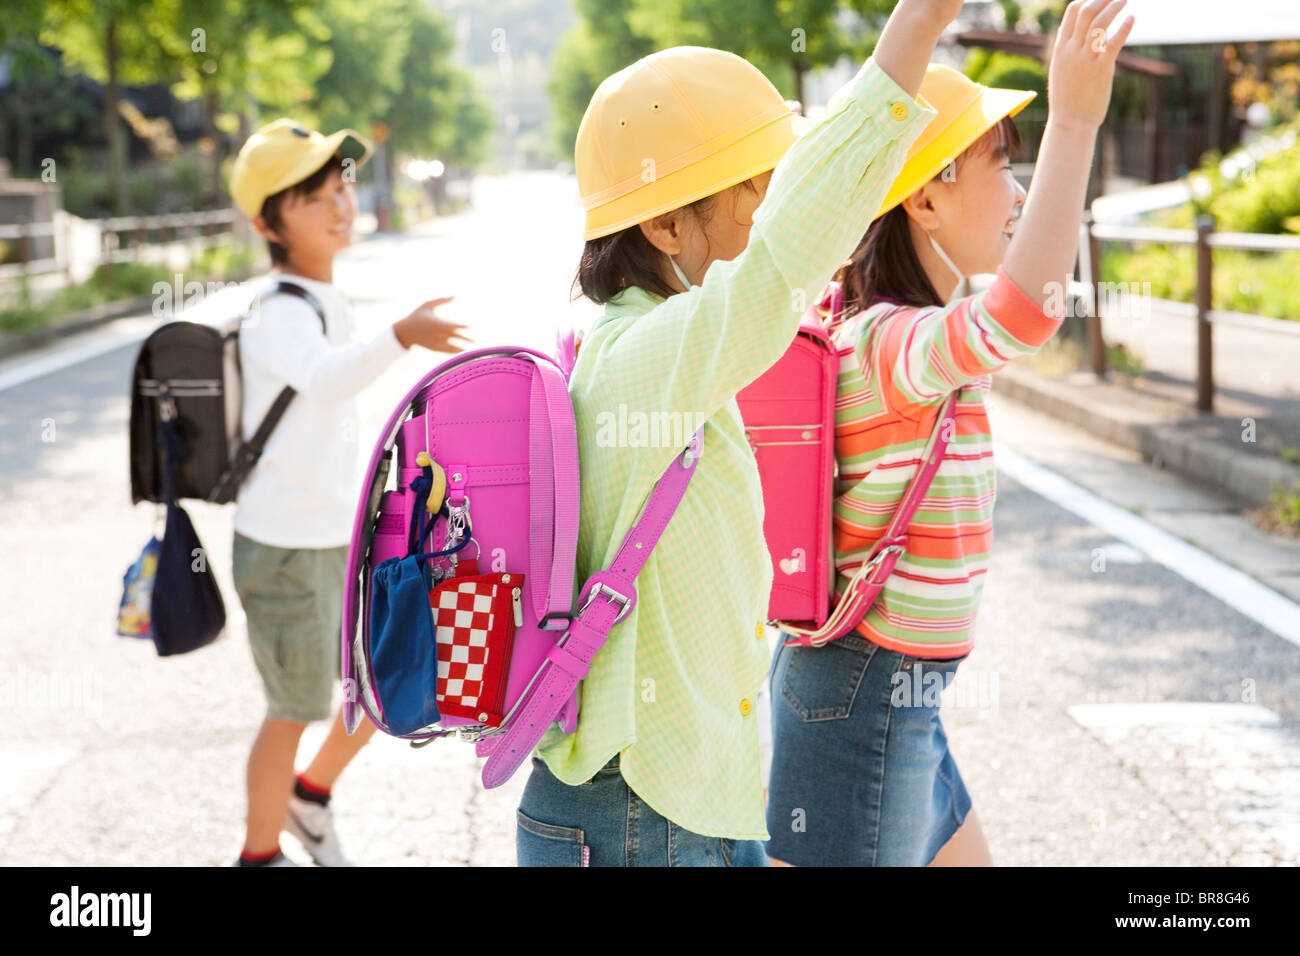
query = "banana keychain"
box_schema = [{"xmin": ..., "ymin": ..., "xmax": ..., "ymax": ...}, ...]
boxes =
[{"xmin": 416, "ymin": 452, "xmax": 447, "ymax": 515}]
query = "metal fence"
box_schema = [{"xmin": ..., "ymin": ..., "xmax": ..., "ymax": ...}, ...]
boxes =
[
  {"xmin": 1077, "ymin": 214, "xmax": 1300, "ymax": 412},
  {"xmin": 0, "ymin": 209, "xmax": 239, "ymax": 285}
]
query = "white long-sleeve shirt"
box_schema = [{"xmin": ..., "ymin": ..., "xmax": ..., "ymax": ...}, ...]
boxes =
[{"xmin": 233, "ymin": 272, "xmax": 406, "ymax": 549}]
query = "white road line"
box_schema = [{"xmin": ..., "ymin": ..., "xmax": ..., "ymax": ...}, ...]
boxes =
[
  {"xmin": 995, "ymin": 440, "xmax": 1300, "ymax": 646},
  {"xmin": 0, "ymin": 319, "xmax": 154, "ymax": 393}
]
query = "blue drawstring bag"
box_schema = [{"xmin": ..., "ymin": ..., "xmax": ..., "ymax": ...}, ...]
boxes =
[
  {"xmin": 369, "ymin": 555, "xmax": 442, "ymax": 735},
  {"xmin": 149, "ymin": 412, "xmax": 226, "ymax": 656}
]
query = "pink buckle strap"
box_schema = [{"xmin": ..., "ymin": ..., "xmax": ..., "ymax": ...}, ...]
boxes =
[{"xmin": 480, "ymin": 427, "xmax": 705, "ymax": 789}]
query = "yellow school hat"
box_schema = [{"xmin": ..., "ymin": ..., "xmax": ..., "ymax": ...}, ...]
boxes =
[
  {"xmin": 875, "ymin": 65, "xmax": 1036, "ymax": 220},
  {"xmin": 230, "ymin": 118, "xmax": 373, "ymax": 219},
  {"xmin": 576, "ymin": 46, "xmax": 811, "ymax": 241}
]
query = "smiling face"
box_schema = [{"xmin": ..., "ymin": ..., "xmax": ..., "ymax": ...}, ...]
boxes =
[
  {"xmin": 903, "ymin": 120, "xmax": 1027, "ymax": 278},
  {"xmin": 253, "ymin": 157, "xmax": 356, "ymax": 272}
]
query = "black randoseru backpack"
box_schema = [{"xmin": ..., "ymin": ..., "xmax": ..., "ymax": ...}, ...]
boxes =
[{"xmin": 129, "ymin": 280, "xmax": 326, "ymax": 505}]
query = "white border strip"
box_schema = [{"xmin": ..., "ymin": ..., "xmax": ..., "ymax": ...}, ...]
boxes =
[{"xmin": 994, "ymin": 441, "xmax": 1300, "ymax": 646}]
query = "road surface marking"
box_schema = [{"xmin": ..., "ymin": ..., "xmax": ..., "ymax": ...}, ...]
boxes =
[{"xmin": 996, "ymin": 441, "xmax": 1300, "ymax": 646}]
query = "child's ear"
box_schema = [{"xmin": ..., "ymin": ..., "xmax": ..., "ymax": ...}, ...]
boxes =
[
  {"xmin": 901, "ymin": 187, "xmax": 941, "ymax": 231},
  {"xmin": 251, "ymin": 214, "xmax": 281, "ymax": 245},
  {"xmin": 638, "ymin": 212, "xmax": 684, "ymax": 255}
]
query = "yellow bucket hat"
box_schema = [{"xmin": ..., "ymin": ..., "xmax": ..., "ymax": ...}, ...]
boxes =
[
  {"xmin": 230, "ymin": 118, "xmax": 373, "ymax": 219},
  {"xmin": 576, "ymin": 46, "xmax": 809, "ymax": 241},
  {"xmin": 875, "ymin": 65, "xmax": 1036, "ymax": 220}
]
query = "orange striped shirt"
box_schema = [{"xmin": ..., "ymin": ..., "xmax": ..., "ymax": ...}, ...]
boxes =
[{"xmin": 823, "ymin": 267, "xmax": 1061, "ymax": 657}]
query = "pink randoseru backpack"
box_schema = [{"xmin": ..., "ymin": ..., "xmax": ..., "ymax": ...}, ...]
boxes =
[
  {"xmin": 736, "ymin": 283, "xmax": 840, "ymax": 627},
  {"xmin": 341, "ymin": 332, "xmax": 705, "ymax": 788},
  {"xmin": 341, "ymin": 346, "xmax": 581, "ymax": 744}
]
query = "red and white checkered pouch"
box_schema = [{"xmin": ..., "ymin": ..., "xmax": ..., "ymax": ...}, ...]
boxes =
[{"xmin": 428, "ymin": 563, "xmax": 522, "ymax": 727}]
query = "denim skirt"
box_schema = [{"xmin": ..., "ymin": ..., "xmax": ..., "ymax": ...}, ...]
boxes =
[
  {"xmin": 517, "ymin": 755, "xmax": 770, "ymax": 867},
  {"xmin": 764, "ymin": 632, "xmax": 972, "ymax": 866}
]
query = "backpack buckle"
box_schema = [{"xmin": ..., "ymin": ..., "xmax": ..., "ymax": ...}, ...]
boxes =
[
  {"xmin": 577, "ymin": 583, "xmax": 632, "ymax": 625},
  {"xmin": 681, "ymin": 428, "xmax": 704, "ymax": 469},
  {"xmin": 863, "ymin": 544, "xmax": 905, "ymax": 586}
]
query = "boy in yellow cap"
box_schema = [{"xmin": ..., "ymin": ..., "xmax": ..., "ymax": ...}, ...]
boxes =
[{"xmin": 226, "ymin": 118, "xmax": 470, "ymax": 867}]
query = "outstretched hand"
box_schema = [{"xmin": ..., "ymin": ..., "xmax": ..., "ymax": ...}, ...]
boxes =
[{"xmin": 393, "ymin": 296, "xmax": 473, "ymax": 354}]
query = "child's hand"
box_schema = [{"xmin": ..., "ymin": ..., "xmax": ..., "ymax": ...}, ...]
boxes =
[
  {"xmin": 393, "ymin": 296, "xmax": 473, "ymax": 353},
  {"xmin": 1047, "ymin": 0, "xmax": 1136, "ymax": 132}
]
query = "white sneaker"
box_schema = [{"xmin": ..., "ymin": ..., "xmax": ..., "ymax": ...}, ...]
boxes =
[{"xmin": 284, "ymin": 794, "xmax": 354, "ymax": 867}]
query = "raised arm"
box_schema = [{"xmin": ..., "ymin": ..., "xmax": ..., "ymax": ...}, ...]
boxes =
[
  {"xmin": 873, "ymin": 0, "xmax": 967, "ymax": 97},
  {"xmin": 1002, "ymin": 0, "xmax": 1135, "ymax": 312}
]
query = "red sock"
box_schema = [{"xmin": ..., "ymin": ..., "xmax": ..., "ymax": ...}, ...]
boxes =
[
  {"xmin": 294, "ymin": 773, "xmax": 331, "ymax": 805},
  {"xmin": 238, "ymin": 845, "xmax": 282, "ymax": 866}
]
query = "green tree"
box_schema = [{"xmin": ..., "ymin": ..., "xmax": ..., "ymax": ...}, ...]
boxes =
[
  {"xmin": 164, "ymin": 0, "xmax": 329, "ymax": 204},
  {"xmin": 547, "ymin": 0, "xmax": 656, "ymax": 163},
  {"xmin": 310, "ymin": 0, "xmax": 407, "ymax": 136},
  {"xmin": 628, "ymin": 0, "xmax": 844, "ymax": 106},
  {"xmin": 40, "ymin": 0, "xmax": 179, "ymax": 214},
  {"xmin": 0, "ymin": 9, "xmax": 96, "ymax": 177},
  {"xmin": 384, "ymin": 2, "xmax": 491, "ymax": 168}
]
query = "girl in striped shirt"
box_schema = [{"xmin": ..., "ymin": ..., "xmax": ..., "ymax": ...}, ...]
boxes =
[{"xmin": 766, "ymin": 0, "xmax": 1136, "ymax": 867}]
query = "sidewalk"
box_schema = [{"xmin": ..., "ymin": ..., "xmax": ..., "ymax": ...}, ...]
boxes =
[{"xmin": 997, "ymin": 303, "xmax": 1300, "ymax": 510}]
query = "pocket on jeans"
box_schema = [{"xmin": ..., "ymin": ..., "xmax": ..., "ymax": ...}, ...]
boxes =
[
  {"xmin": 778, "ymin": 634, "xmax": 875, "ymax": 722},
  {"xmin": 516, "ymin": 809, "xmax": 586, "ymax": 867}
]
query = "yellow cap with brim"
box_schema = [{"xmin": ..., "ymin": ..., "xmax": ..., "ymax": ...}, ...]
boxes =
[
  {"xmin": 875, "ymin": 65, "xmax": 1036, "ymax": 221},
  {"xmin": 230, "ymin": 118, "xmax": 373, "ymax": 219},
  {"xmin": 577, "ymin": 46, "xmax": 812, "ymax": 241}
]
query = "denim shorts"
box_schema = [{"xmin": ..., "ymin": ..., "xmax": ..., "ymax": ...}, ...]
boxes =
[
  {"xmin": 764, "ymin": 633, "xmax": 972, "ymax": 867},
  {"xmin": 516, "ymin": 755, "xmax": 770, "ymax": 867}
]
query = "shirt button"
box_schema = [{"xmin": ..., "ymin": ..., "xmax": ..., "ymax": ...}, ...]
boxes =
[
  {"xmin": 739, "ymin": 698, "xmax": 753, "ymax": 717},
  {"xmin": 889, "ymin": 102, "xmax": 909, "ymax": 121}
]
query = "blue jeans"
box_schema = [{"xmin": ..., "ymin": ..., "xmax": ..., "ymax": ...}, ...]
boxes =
[
  {"xmin": 516, "ymin": 755, "xmax": 770, "ymax": 867},
  {"xmin": 765, "ymin": 633, "xmax": 972, "ymax": 866}
]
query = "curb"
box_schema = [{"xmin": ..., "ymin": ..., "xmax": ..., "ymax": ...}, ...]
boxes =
[
  {"xmin": 995, "ymin": 365, "xmax": 1300, "ymax": 509},
  {"xmin": 0, "ymin": 265, "xmax": 267, "ymax": 361},
  {"xmin": 0, "ymin": 293, "xmax": 157, "ymax": 359}
]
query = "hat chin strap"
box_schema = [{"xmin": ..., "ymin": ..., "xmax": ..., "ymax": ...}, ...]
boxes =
[
  {"xmin": 926, "ymin": 231, "xmax": 970, "ymax": 303},
  {"xmin": 668, "ymin": 253, "xmax": 695, "ymax": 291}
]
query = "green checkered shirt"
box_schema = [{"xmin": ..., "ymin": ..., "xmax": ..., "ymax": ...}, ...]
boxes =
[{"xmin": 536, "ymin": 58, "xmax": 935, "ymax": 839}]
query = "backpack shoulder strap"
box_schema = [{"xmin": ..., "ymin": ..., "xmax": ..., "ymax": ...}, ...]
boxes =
[
  {"xmin": 206, "ymin": 281, "xmax": 327, "ymax": 503},
  {"xmin": 268, "ymin": 279, "xmax": 327, "ymax": 334},
  {"xmin": 479, "ymin": 426, "xmax": 706, "ymax": 788}
]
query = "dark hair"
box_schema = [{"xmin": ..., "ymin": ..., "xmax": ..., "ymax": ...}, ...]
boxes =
[
  {"xmin": 573, "ymin": 178, "xmax": 762, "ymax": 305},
  {"xmin": 836, "ymin": 116, "xmax": 1023, "ymax": 314},
  {"xmin": 258, "ymin": 154, "xmax": 345, "ymax": 266}
]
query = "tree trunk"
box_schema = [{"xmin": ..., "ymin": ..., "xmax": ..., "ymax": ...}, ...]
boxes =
[
  {"xmin": 204, "ymin": 83, "xmax": 222, "ymax": 208},
  {"xmin": 792, "ymin": 59, "xmax": 808, "ymax": 111},
  {"xmin": 105, "ymin": 15, "xmax": 126, "ymax": 215}
]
